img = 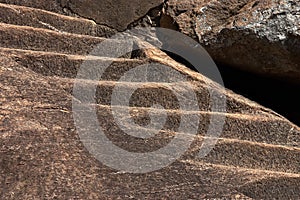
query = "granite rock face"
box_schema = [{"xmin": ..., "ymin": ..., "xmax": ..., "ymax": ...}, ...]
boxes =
[
  {"xmin": 60, "ymin": 0, "xmax": 164, "ymax": 30},
  {"xmin": 0, "ymin": 0, "xmax": 164, "ymax": 31},
  {"xmin": 0, "ymin": 2, "xmax": 300, "ymax": 199},
  {"xmin": 164, "ymin": 0, "xmax": 300, "ymax": 82}
]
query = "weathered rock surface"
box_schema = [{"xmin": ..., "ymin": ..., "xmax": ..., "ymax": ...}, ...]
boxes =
[
  {"xmin": 0, "ymin": 0, "xmax": 164, "ymax": 31},
  {"xmin": 164, "ymin": 0, "xmax": 300, "ymax": 82},
  {"xmin": 0, "ymin": 2, "xmax": 300, "ymax": 199},
  {"xmin": 60, "ymin": 0, "xmax": 164, "ymax": 31},
  {"xmin": 0, "ymin": 3, "xmax": 116, "ymax": 37},
  {"xmin": 0, "ymin": 0, "xmax": 66, "ymax": 14}
]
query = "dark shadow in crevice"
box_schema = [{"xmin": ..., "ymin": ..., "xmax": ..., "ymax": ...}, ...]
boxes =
[
  {"xmin": 164, "ymin": 50, "xmax": 300, "ymax": 126},
  {"xmin": 218, "ymin": 63, "xmax": 300, "ymax": 126}
]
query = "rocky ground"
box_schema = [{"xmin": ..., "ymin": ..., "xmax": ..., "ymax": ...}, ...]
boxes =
[{"xmin": 0, "ymin": 1, "xmax": 299, "ymax": 199}]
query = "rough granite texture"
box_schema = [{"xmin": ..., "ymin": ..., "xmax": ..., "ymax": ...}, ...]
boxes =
[
  {"xmin": 0, "ymin": 0, "xmax": 164, "ymax": 31},
  {"xmin": 0, "ymin": 2, "xmax": 299, "ymax": 199},
  {"xmin": 164, "ymin": 0, "xmax": 300, "ymax": 82}
]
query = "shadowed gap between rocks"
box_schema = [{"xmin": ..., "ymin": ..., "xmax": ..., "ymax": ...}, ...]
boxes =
[
  {"xmin": 218, "ymin": 63, "xmax": 300, "ymax": 127},
  {"xmin": 161, "ymin": 51, "xmax": 300, "ymax": 127}
]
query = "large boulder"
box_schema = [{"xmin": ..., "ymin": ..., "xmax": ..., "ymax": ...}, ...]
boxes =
[
  {"xmin": 163, "ymin": 0, "xmax": 300, "ymax": 82},
  {"xmin": 0, "ymin": 2, "xmax": 299, "ymax": 199}
]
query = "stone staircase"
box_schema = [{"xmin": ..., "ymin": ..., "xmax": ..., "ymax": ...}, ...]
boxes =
[{"xmin": 0, "ymin": 2, "xmax": 299, "ymax": 199}]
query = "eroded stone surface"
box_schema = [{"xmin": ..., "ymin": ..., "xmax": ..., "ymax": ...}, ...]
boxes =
[
  {"xmin": 63, "ymin": 0, "xmax": 164, "ymax": 30},
  {"xmin": 0, "ymin": 1, "xmax": 300, "ymax": 199},
  {"xmin": 164, "ymin": 0, "xmax": 300, "ymax": 82},
  {"xmin": 0, "ymin": 3, "xmax": 116, "ymax": 37},
  {"xmin": 1, "ymin": 44, "xmax": 300, "ymax": 199},
  {"xmin": 0, "ymin": 0, "xmax": 164, "ymax": 31}
]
